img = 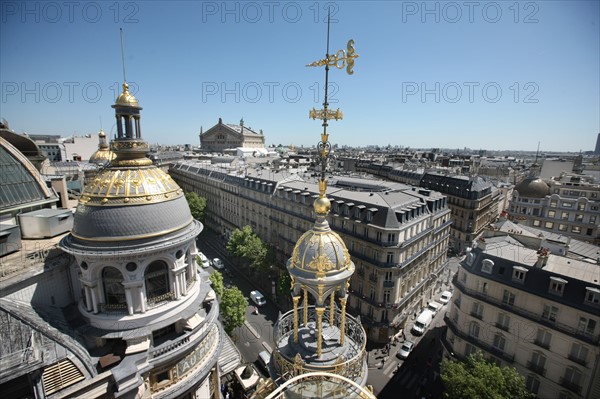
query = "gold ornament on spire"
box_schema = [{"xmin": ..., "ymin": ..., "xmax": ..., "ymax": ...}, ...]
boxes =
[
  {"xmin": 307, "ymin": 11, "xmax": 357, "ymax": 211},
  {"xmin": 306, "ymin": 39, "xmax": 359, "ymax": 75}
]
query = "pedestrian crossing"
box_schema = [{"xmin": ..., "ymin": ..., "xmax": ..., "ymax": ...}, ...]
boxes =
[
  {"xmin": 382, "ymin": 359, "xmax": 397, "ymax": 376},
  {"xmin": 380, "ymin": 359, "xmax": 422, "ymax": 391}
]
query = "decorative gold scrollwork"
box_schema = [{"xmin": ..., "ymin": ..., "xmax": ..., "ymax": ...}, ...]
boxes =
[
  {"xmin": 306, "ymin": 39, "xmax": 359, "ymax": 75},
  {"xmin": 309, "ymin": 107, "xmax": 343, "ymax": 121}
]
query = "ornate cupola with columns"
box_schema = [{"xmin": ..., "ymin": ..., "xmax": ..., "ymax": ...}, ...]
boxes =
[
  {"xmin": 60, "ymin": 78, "xmax": 223, "ymax": 398},
  {"xmin": 89, "ymin": 129, "xmax": 115, "ymax": 165},
  {"xmin": 260, "ymin": 17, "xmax": 374, "ymax": 399}
]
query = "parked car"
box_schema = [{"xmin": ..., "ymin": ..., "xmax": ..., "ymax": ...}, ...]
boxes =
[
  {"xmin": 257, "ymin": 350, "xmax": 271, "ymax": 372},
  {"xmin": 396, "ymin": 340, "xmax": 415, "ymax": 360},
  {"xmin": 427, "ymin": 301, "xmax": 442, "ymax": 315},
  {"xmin": 439, "ymin": 290, "xmax": 452, "ymax": 305},
  {"xmin": 212, "ymin": 258, "xmax": 224, "ymax": 270},
  {"xmin": 197, "ymin": 252, "xmax": 210, "ymax": 268},
  {"xmin": 250, "ymin": 290, "xmax": 266, "ymax": 306}
]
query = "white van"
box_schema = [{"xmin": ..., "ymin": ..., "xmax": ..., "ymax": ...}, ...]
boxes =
[
  {"xmin": 250, "ymin": 290, "xmax": 266, "ymax": 306},
  {"xmin": 412, "ymin": 309, "xmax": 434, "ymax": 336}
]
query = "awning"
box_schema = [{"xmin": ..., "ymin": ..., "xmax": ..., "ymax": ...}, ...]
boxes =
[{"xmin": 219, "ymin": 333, "xmax": 242, "ymax": 375}]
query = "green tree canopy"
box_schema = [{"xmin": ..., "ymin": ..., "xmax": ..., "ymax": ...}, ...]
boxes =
[
  {"xmin": 209, "ymin": 270, "xmax": 224, "ymax": 298},
  {"xmin": 277, "ymin": 272, "xmax": 292, "ymax": 296},
  {"xmin": 220, "ymin": 287, "xmax": 248, "ymax": 336},
  {"xmin": 441, "ymin": 352, "xmax": 533, "ymax": 399},
  {"xmin": 227, "ymin": 226, "xmax": 268, "ymax": 269},
  {"xmin": 185, "ymin": 192, "xmax": 207, "ymax": 222}
]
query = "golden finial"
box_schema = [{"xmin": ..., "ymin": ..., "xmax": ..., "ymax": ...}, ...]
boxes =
[{"xmin": 307, "ymin": 8, "xmax": 357, "ymax": 214}]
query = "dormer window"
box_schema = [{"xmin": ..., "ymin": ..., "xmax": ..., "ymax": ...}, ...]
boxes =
[
  {"xmin": 354, "ymin": 208, "xmax": 361, "ymax": 218},
  {"xmin": 512, "ymin": 266, "xmax": 528, "ymax": 283},
  {"xmin": 465, "ymin": 252, "xmax": 475, "ymax": 266},
  {"xmin": 549, "ymin": 276, "xmax": 567, "ymax": 296},
  {"xmin": 366, "ymin": 211, "xmax": 372, "ymax": 222},
  {"xmin": 481, "ymin": 259, "xmax": 494, "ymax": 274},
  {"xmin": 585, "ymin": 287, "xmax": 600, "ymax": 306}
]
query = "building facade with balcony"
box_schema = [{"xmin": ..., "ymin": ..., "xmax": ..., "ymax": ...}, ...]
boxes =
[
  {"xmin": 169, "ymin": 162, "xmax": 452, "ymax": 342},
  {"xmin": 355, "ymin": 162, "xmax": 500, "ymax": 254},
  {"xmin": 446, "ymin": 232, "xmax": 600, "ymax": 399},
  {"xmin": 510, "ymin": 171, "xmax": 600, "ymax": 245}
]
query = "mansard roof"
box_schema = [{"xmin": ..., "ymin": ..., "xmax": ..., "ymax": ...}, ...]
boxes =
[{"xmin": 464, "ymin": 238, "xmax": 600, "ymax": 317}]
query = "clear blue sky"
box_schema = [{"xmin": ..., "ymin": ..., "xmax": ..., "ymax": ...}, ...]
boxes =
[{"xmin": 1, "ymin": 1, "xmax": 598, "ymax": 152}]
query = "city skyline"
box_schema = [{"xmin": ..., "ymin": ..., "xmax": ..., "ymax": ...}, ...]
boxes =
[{"xmin": 1, "ymin": 1, "xmax": 599, "ymax": 152}]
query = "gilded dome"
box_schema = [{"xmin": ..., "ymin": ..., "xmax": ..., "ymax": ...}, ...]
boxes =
[
  {"xmin": 89, "ymin": 129, "xmax": 114, "ymax": 163},
  {"xmin": 90, "ymin": 148, "xmax": 115, "ymax": 163},
  {"xmin": 71, "ymin": 166, "xmax": 192, "ymax": 241},
  {"xmin": 79, "ymin": 166, "xmax": 182, "ymax": 207},
  {"xmin": 288, "ymin": 217, "xmax": 353, "ymax": 279},
  {"xmin": 89, "ymin": 149, "xmax": 115, "ymax": 163},
  {"xmin": 115, "ymin": 83, "xmax": 139, "ymax": 107},
  {"xmin": 514, "ymin": 177, "xmax": 550, "ymax": 198}
]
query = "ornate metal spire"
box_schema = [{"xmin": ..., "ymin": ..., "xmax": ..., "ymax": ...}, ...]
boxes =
[{"xmin": 307, "ymin": 10, "xmax": 358, "ymax": 206}]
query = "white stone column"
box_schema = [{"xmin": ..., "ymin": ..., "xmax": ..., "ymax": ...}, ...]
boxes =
[
  {"xmin": 181, "ymin": 270, "xmax": 188, "ymax": 296},
  {"xmin": 173, "ymin": 273, "xmax": 181, "ymax": 300},
  {"xmin": 124, "ymin": 288, "xmax": 134, "ymax": 315},
  {"xmin": 90, "ymin": 286, "xmax": 99, "ymax": 314},
  {"xmin": 84, "ymin": 286, "xmax": 92, "ymax": 312},
  {"xmin": 139, "ymin": 286, "xmax": 147, "ymax": 313}
]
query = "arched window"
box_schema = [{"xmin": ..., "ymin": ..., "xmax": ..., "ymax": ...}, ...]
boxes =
[
  {"xmin": 102, "ymin": 267, "xmax": 125, "ymax": 306},
  {"xmin": 145, "ymin": 261, "xmax": 169, "ymax": 299}
]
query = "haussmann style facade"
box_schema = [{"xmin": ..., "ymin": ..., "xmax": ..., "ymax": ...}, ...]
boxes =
[{"xmin": 169, "ymin": 162, "xmax": 452, "ymax": 343}]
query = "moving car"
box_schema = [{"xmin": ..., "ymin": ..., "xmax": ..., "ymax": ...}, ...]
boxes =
[
  {"xmin": 250, "ymin": 290, "xmax": 266, "ymax": 306},
  {"xmin": 439, "ymin": 290, "xmax": 452, "ymax": 304},
  {"xmin": 412, "ymin": 309, "xmax": 434, "ymax": 336},
  {"xmin": 396, "ymin": 340, "xmax": 415, "ymax": 360},
  {"xmin": 212, "ymin": 258, "xmax": 224, "ymax": 270}
]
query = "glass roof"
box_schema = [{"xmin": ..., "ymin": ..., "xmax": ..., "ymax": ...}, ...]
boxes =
[{"xmin": 0, "ymin": 145, "xmax": 48, "ymax": 209}]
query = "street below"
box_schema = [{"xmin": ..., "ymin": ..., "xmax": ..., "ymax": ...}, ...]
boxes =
[{"xmin": 198, "ymin": 227, "xmax": 464, "ymax": 394}]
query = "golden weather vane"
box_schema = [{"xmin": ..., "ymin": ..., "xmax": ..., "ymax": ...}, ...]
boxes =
[
  {"xmin": 306, "ymin": 39, "xmax": 359, "ymax": 75},
  {"xmin": 307, "ymin": 10, "xmax": 358, "ymax": 199}
]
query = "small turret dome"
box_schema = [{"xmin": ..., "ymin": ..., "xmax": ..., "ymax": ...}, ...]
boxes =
[
  {"xmin": 115, "ymin": 83, "xmax": 139, "ymax": 107},
  {"xmin": 288, "ymin": 215, "xmax": 353, "ymax": 280},
  {"xmin": 514, "ymin": 177, "xmax": 550, "ymax": 198}
]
